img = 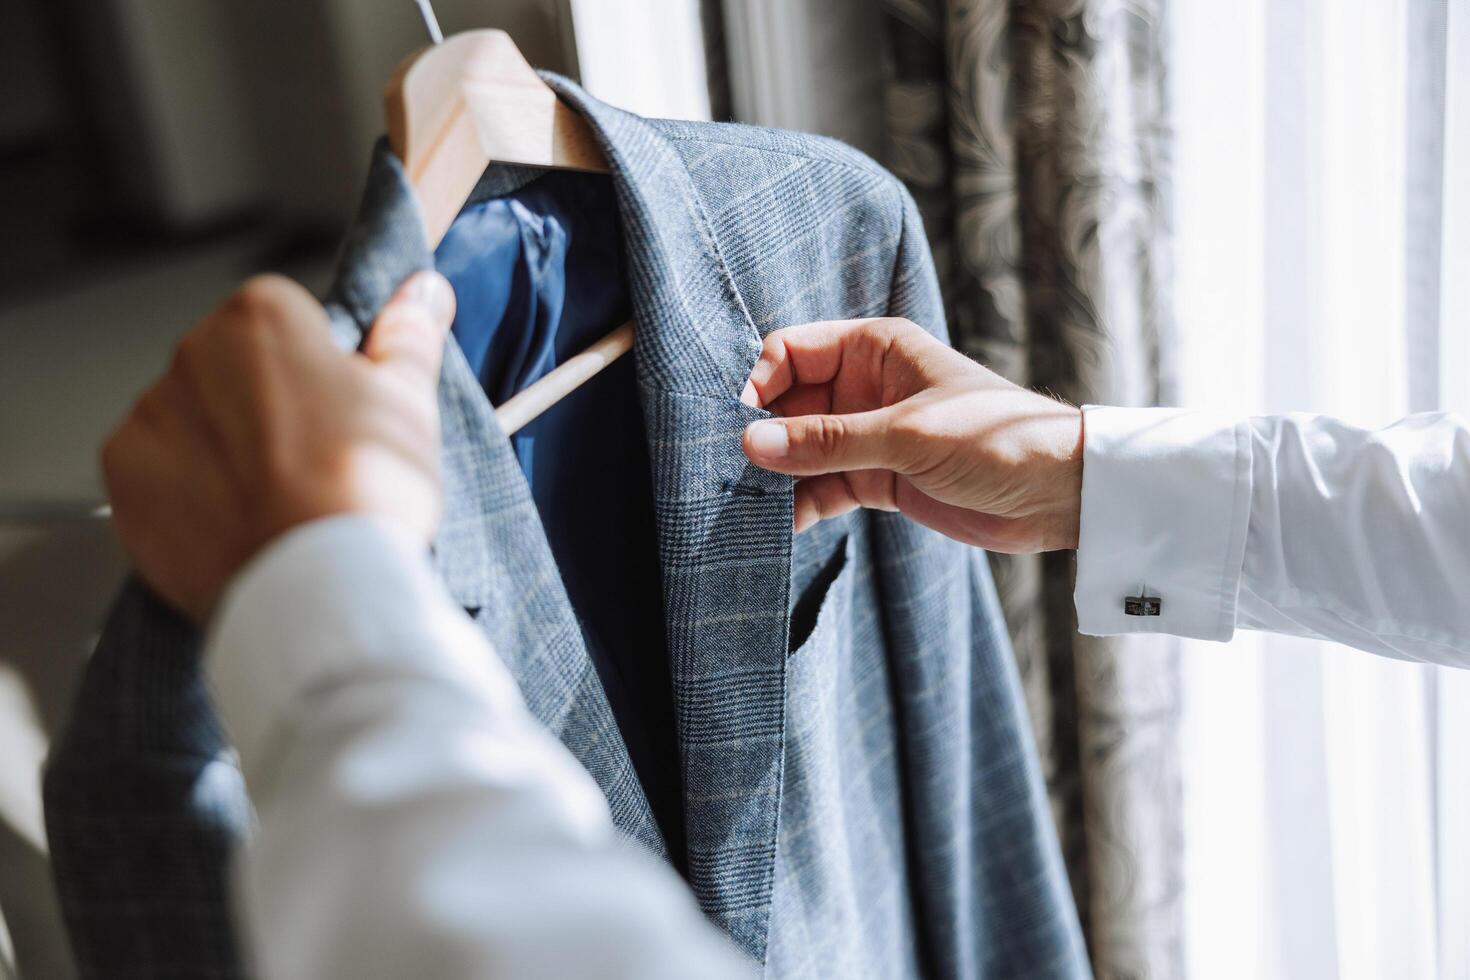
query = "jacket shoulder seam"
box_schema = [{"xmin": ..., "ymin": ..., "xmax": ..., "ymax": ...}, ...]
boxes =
[{"xmin": 661, "ymin": 131, "xmax": 894, "ymax": 181}]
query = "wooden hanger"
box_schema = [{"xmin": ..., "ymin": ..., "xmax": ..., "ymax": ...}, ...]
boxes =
[{"xmin": 386, "ymin": 8, "xmax": 633, "ymax": 435}]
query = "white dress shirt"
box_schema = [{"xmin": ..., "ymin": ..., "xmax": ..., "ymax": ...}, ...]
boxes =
[
  {"xmin": 1076, "ymin": 407, "xmax": 1470, "ymax": 666},
  {"xmin": 205, "ymin": 516, "xmax": 753, "ymax": 980}
]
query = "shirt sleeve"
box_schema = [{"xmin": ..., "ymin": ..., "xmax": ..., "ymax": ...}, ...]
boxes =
[
  {"xmin": 1074, "ymin": 406, "xmax": 1470, "ymax": 668},
  {"xmin": 205, "ymin": 515, "xmax": 753, "ymax": 980},
  {"xmin": 1074, "ymin": 406, "xmax": 1252, "ymax": 641}
]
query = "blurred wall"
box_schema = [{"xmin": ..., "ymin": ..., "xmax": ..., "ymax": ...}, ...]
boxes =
[
  {"xmin": 4, "ymin": 0, "xmax": 573, "ymax": 235},
  {"xmin": 0, "ymin": 0, "xmax": 65, "ymax": 147},
  {"xmin": 102, "ymin": 0, "xmax": 267, "ymax": 224}
]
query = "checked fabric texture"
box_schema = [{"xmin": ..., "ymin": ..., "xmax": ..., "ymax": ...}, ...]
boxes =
[{"xmin": 43, "ymin": 76, "xmax": 1088, "ymax": 979}]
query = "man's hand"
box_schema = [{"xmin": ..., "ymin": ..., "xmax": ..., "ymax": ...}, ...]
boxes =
[
  {"xmin": 102, "ymin": 272, "xmax": 457, "ymax": 621},
  {"xmin": 740, "ymin": 317, "xmax": 1083, "ymax": 553}
]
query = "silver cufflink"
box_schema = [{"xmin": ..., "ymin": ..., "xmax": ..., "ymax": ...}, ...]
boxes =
[{"xmin": 1124, "ymin": 587, "xmax": 1161, "ymax": 617}]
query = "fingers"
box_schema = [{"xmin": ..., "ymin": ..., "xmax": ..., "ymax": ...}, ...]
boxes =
[
  {"xmin": 205, "ymin": 274, "xmax": 331, "ymax": 359},
  {"xmin": 102, "ymin": 380, "xmax": 240, "ymax": 620},
  {"xmin": 892, "ymin": 480, "xmax": 1037, "ymax": 553},
  {"xmin": 792, "ymin": 471, "xmax": 897, "ymax": 533},
  {"xmin": 794, "ymin": 475, "xmax": 859, "ymax": 534},
  {"xmin": 361, "ymin": 272, "xmax": 457, "ymax": 386},
  {"xmin": 220, "ymin": 273, "xmax": 328, "ymax": 327},
  {"xmin": 765, "ymin": 382, "xmax": 832, "ymax": 420},
  {"xmin": 741, "ymin": 318, "xmax": 900, "ymax": 409},
  {"xmin": 743, "ymin": 407, "xmax": 901, "ymax": 477},
  {"xmin": 788, "ymin": 472, "xmax": 1044, "ymax": 553}
]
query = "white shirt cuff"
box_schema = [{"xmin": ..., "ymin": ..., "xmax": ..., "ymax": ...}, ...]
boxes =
[
  {"xmin": 204, "ymin": 514, "xmax": 506, "ymax": 784},
  {"xmin": 1074, "ymin": 406, "xmax": 1252, "ymax": 641}
]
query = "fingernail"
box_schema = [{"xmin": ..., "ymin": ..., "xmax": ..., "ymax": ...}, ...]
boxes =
[
  {"xmin": 407, "ymin": 272, "xmax": 456, "ymax": 324},
  {"xmin": 740, "ymin": 380, "xmax": 760, "ymax": 408},
  {"xmin": 745, "ymin": 420, "xmax": 788, "ymax": 459}
]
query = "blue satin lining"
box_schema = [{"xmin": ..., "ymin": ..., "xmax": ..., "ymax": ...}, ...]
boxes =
[{"xmin": 435, "ymin": 171, "xmax": 684, "ymax": 867}]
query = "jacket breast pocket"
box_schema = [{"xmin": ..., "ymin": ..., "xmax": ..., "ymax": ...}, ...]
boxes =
[{"xmin": 787, "ymin": 531, "xmax": 856, "ymax": 658}]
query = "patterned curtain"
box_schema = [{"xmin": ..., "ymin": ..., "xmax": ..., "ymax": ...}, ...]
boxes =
[{"xmin": 878, "ymin": 1, "xmax": 1183, "ymax": 976}]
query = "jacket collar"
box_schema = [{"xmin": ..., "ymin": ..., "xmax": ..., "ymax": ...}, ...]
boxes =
[{"xmin": 325, "ymin": 73, "xmax": 761, "ymax": 397}]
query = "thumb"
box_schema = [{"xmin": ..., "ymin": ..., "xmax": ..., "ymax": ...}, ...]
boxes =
[
  {"xmin": 361, "ymin": 271, "xmax": 457, "ymax": 385},
  {"xmin": 742, "ymin": 409, "xmax": 900, "ymax": 476}
]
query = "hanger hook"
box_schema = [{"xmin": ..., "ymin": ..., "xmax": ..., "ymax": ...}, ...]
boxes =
[{"xmin": 413, "ymin": 0, "xmax": 444, "ymax": 44}]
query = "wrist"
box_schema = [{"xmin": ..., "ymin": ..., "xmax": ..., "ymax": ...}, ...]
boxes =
[{"xmin": 1037, "ymin": 406, "xmax": 1084, "ymax": 551}]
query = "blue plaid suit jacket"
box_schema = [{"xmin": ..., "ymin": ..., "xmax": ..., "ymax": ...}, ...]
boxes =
[{"xmin": 44, "ymin": 77, "xmax": 1088, "ymax": 978}]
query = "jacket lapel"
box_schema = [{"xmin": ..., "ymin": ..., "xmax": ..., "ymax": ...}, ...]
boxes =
[
  {"xmin": 545, "ymin": 78, "xmax": 797, "ymax": 960},
  {"xmin": 327, "ymin": 80, "xmax": 797, "ymax": 960},
  {"xmin": 322, "ymin": 146, "xmax": 664, "ymax": 854}
]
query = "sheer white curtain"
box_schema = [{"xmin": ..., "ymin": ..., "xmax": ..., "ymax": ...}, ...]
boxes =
[
  {"xmin": 561, "ymin": 0, "xmax": 713, "ymax": 121},
  {"xmin": 1172, "ymin": 0, "xmax": 1470, "ymax": 976}
]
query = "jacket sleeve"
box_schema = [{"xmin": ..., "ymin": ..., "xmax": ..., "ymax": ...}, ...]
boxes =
[
  {"xmin": 38, "ymin": 295, "xmax": 373, "ymax": 980},
  {"xmin": 42, "ymin": 579, "xmax": 252, "ymax": 978},
  {"xmin": 868, "ymin": 180, "xmax": 1091, "ymax": 978},
  {"xmin": 885, "ymin": 179, "xmax": 950, "ymax": 346}
]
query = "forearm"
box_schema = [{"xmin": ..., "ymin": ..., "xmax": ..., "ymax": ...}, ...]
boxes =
[
  {"xmin": 206, "ymin": 517, "xmax": 751, "ymax": 980},
  {"xmin": 1075, "ymin": 407, "xmax": 1470, "ymax": 666}
]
